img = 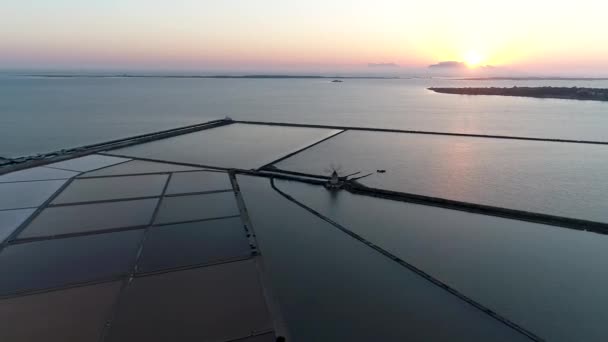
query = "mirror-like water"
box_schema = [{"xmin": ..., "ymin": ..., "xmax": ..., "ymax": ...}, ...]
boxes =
[
  {"xmin": 238, "ymin": 175, "xmax": 531, "ymax": 342},
  {"xmin": 3, "ymin": 77, "xmax": 608, "ymax": 157},
  {"xmin": 275, "ymin": 179, "xmax": 608, "ymax": 342},
  {"xmin": 276, "ymin": 130, "xmax": 608, "ymax": 222}
]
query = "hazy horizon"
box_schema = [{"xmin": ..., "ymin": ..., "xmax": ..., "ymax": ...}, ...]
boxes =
[
  {"xmin": 2, "ymin": 67, "xmax": 608, "ymax": 79},
  {"xmin": 3, "ymin": 1, "xmax": 608, "ymax": 76}
]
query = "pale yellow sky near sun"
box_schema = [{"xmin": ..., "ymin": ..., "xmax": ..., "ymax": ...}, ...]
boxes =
[{"xmin": 2, "ymin": 0, "xmax": 607, "ymax": 73}]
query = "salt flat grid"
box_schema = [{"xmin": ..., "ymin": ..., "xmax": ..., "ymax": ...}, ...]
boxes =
[
  {"xmin": 0, "ymin": 156, "xmax": 280, "ymax": 342},
  {"xmin": 103, "ymin": 123, "xmax": 343, "ymax": 170},
  {"xmin": 4, "ymin": 121, "xmax": 605, "ymax": 250},
  {"xmin": 0, "ymin": 164, "xmax": 251, "ymax": 270},
  {"xmin": 4, "ymin": 121, "xmax": 605, "ymax": 242},
  {"xmin": 0, "ymin": 163, "xmax": 249, "ymax": 256},
  {"xmin": 0, "ymin": 120, "xmax": 607, "ymax": 341}
]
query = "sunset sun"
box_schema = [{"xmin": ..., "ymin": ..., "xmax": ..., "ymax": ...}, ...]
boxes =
[{"xmin": 464, "ymin": 51, "xmax": 484, "ymax": 67}]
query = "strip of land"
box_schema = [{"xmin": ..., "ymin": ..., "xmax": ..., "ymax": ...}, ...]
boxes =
[
  {"xmin": 456, "ymin": 77, "xmax": 608, "ymax": 81},
  {"xmin": 21, "ymin": 74, "xmax": 400, "ymax": 79},
  {"xmin": 429, "ymin": 86, "xmax": 608, "ymax": 101}
]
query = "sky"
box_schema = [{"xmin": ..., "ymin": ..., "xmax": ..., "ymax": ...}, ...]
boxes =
[{"xmin": 2, "ymin": 0, "xmax": 608, "ymax": 75}]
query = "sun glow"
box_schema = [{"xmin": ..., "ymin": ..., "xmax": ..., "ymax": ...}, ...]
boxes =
[{"xmin": 464, "ymin": 51, "xmax": 484, "ymax": 67}]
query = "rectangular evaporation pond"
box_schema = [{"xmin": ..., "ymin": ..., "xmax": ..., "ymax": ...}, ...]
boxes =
[
  {"xmin": 0, "ymin": 180, "xmax": 67, "ymax": 210},
  {"xmin": 275, "ymin": 179, "xmax": 608, "ymax": 342},
  {"xmin": 137, "ymin": 217, "xmax": 250, "ymax": 273},
  {"xmin": 46, "ymin": 154, "xmax": 130, "ymax": 172},
  {"xmin": 154, "ymin": 192, "xmax": 238, "ymax": 225},
  {"xmin": 0, "ymin": 167, "xmax": 78, "ymax": 183},
  {"xmin": 79, "ymin": 160, "xmax": 202, "ymax": 178},
  {"xmin": 0, "ymin": 230, "xmax": 142, "ymax": 296},
  {"xmin": 52, "ymin": 174, "xmax": 168, "ymax": 204},
  {"xmin": 236, "ymin": 176, "xmax": 530, "ymax": 342},
  {"xmin": 18, "ymin": 198, "xmax": 158, "ymax": 239},
  {"xmin": 0, "ymin": 208, "xmax": 36, "ymax": 242},
  {"xmin": 275, "ymin": 130, "xmax": 608, "ymax": 222},
  {"xmin": 106, "ymin": 259, "xmax": 272, "ymax": 342},
  {"xmin": 164, "ymin": 171, "xmax": 232, "ymax": 195},
  {"xmin": 106, "ymin": 123, "xmax": 342, "ymax": 169},
  {"xmin": 0, "ymin": 281, "xmax": 121, "ymax": 342}
]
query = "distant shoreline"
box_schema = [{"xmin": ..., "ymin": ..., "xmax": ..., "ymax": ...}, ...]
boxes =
[
  {"xmin": 456, "ymin": 77, "xmax": 608, "ymax": 81},
  {"xmin": 17, "ymin": 74, "xmax": 401, "ymax": 80},
  {"xmin": 428, "ymin": 86, "xmax": 608, "ymax": 102},
  {"xmin": 9, "ymin": 74, "xmax": 608, "ymax": 81}
]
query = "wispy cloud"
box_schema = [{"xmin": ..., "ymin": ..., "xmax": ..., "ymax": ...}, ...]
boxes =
[{"xmin": 428, "ymin": 61, "xmax": 467, "ymax": 69}]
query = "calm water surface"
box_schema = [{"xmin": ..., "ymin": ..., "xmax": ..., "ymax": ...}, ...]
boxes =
[
  {"xmin": 238, "ymin": 176, "xmax": 530, "ymax": 342},
  {"xmin": 276, "ymin": 130, "xmax": 608, "ymax": 222},
  {"xmin": 2, "ymin": 76, "xmax": 608, "ymax": 157},
  {"xmin": 2, "ymin": 76, "xmax": 608, "ymax": 340},
  {"xmin": 275, "ymin": 179, "xmax": 608, "ymax": 342}
]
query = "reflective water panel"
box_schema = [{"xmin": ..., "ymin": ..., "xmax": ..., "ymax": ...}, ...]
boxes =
[
  {"xmin": 0, "ymin": 281, "xmax": 121, "ymax": 342},
  {"xmin": 154, "ymin": 192, "xmax": 238, "ymax": 225},
  {"xmin": 237, "ymin": 176, "xmax": 530, "ymax": 342},
  {"xmin": 137, "ymin": 218, "xmax": 251, "ymax": 273},
  {"xmin": 46, "ymin": 154, "xmax": 130, "ymax": 172},
  {"xmin": 19, "ymin": 198, "xmax": 158, "ymax": 238},
  {"xmin": 79, "ymin": 160, "xmax": 202, "ymax": 177},
  {"xmin": 108, "ymin": 123, "xmax": 341, "ymax": 169},
  {"xmin": 0, "ymin": 208, "xmax": 36, "ymax": 242},
  {"xmin": 164, "ymin": 171, "xmax": 232, "ymax": 195},
  {"xmin": 106, "ymin": 259, "xmax": 271, "ymax": 342},
  {"xmin": 52, "ymin": 174, "xmax": 168, "ymax": 204},
  {"xmin": 0, "ymin": 167, "xmax": 78, "ymax": 183},
  {"xmin": 276, "ymin": 130, "xmax": 608, "ymax": 222},
  {"xmin": 0, "ymin": 230, "xmax": 142, "ymax": 295},
  {"xmin": 276, "ymin": 179, "xmax": 608, "ymax": 342},
  {"xmin": 0, "ymin": 180, "xmax": 67, "ymax": 210}
]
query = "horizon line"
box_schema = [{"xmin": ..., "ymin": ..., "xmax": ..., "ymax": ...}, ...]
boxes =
[{"xmin": 3, "ymin": 73, "xmax": 608, "ymax": 81}]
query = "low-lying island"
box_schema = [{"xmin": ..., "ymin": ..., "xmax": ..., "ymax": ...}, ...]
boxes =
[{"xmin": 429, "ymin": 86, "xmax": 608, "ymax": 101}]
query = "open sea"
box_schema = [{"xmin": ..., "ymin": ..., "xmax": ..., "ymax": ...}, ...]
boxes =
[{"xmin": 2, "ymin": 76, "xmax": 608, "ymax": 157}]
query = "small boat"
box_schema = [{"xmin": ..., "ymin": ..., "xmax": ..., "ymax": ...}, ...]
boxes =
[{"xmin": 331, "ymin": 79, "xmax": 343, "ymax": 83}]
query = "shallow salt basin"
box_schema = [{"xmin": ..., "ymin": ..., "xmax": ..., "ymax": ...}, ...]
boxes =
[
  {"xmin": 1, "ymin": 120, "xmax": 607, "ymax": 341},
  {"xmin": 276, "ymin": 130, "xmax": 608, "ymax": 222},
  {"xmin": 275, "ymin": 179, "xmax": 608, "ymax": 342}
]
